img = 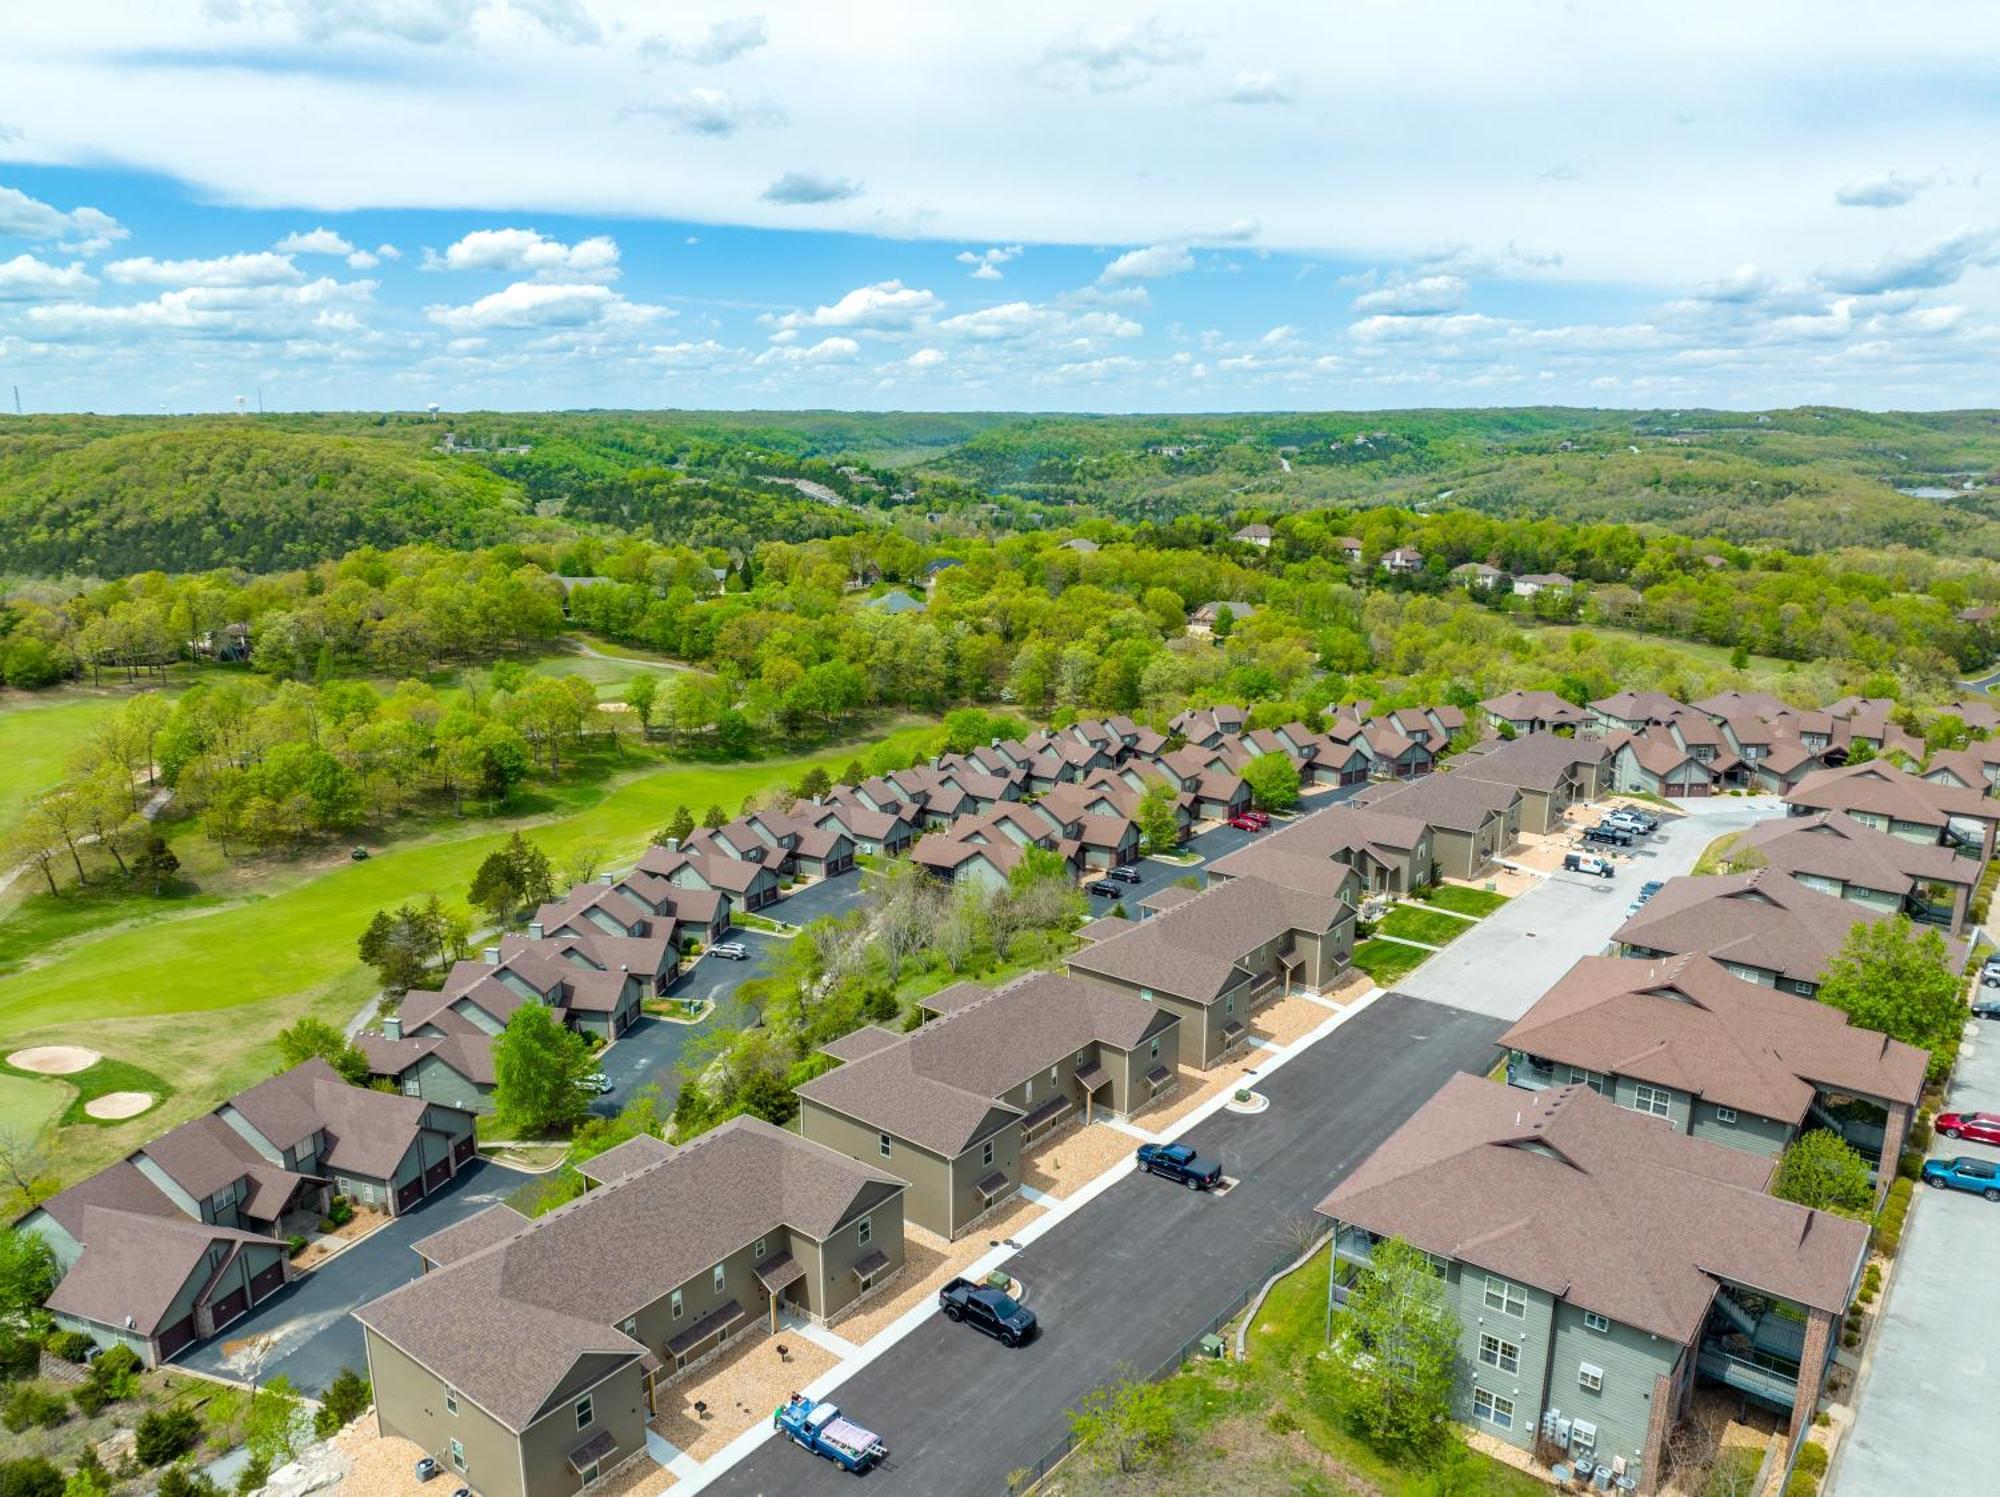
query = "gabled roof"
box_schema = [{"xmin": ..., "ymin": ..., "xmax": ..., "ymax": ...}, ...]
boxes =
[
  {"xmin": 1351, "ymin": 771, "xmax": 1518, "ymax": 833},
  {"xmin": 230, "ymin": 1059, "xmax": 438, "ymax": 1180},
  {"xmin": 46, "ymin": 1206, "xmax": 276, "ymax": 1335},
  {"xmin": 1500, "ymin": 953, "xmax": 1926, "ymax": 1121},
  {"xmin": 799, "ymin": 972, "xmax": 1175, "ymax": 1155},
  {"xmin": 1451, "ymin": 732, "xmax": 1608, "ymax": 794},
  {"xmin": 1066, "ymin": 874, "xmax": 1347, "ymax": 1004},
  {"xmin": 1590, "ymin": 690, "xmax": 1689, "ymax": 723},
  {"xmin": 1728, "ymin": 810, "xmax": 1975, "ymax": 897},
  {"xmin": 1789, "ymin": 760, "xmax": 1994, "ymax": 827},
  {"xmin": 1318, "ymin": 1075, "xmax": 1869, "ymax": 1341},
  {"xmin": 355, "ymin": 1119, "xmax": 904, "ymax": 1431},
  {"xmin": 1612, "ymin": 870, "xmax": 1926, "ymax": 985},
  {"xmin": 1480, "ymin": 689, "xmax": 1591, "ymax": 725}
]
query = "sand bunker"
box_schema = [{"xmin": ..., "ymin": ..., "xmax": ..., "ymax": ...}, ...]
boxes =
[
  {"xmin": 7, "ymin": 1045, "xmax": 101, "ymax": 1075},
  {"xmin": 84, "ymin": 1091, "xmax": 154, "ymax": 1120}
]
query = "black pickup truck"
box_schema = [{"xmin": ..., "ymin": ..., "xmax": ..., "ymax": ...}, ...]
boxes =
[
  {"xmin": 938, "ymin": 1276, "xmax": 1037, "ymax": 1345},
  {"xmin": 1135, "ymin": 1141, "xmax": 1223, "ymax": 1189}
]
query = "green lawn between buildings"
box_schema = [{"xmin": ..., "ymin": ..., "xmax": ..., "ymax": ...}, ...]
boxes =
[
  {"xmin": 1413, "ymin": 884, "xmax": 1511, "ymax": 917},
  {"xmin": 1377, "ymin": 905, "xmax": 1474, "ymax": 947},
  {"xmin": 0, "ymin": 718, "xmax": 933, "ymax": 1188},
  {"xmin": 1049, "ymin": 1243, "xmax": 1546, "ymax": 1497},
  {"xmin": 1350, "ymin": 937, "xmax": 1432, "ymax": 987}
]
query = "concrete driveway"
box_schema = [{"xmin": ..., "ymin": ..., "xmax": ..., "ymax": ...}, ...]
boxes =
[
  {"xmin": 706, "ymin": 992, "xmax": 1507, "ymax": 1497},
  {"xmin": 179, "ymin": 1157, "xmax": 531, "ymax": 1394},
  {"xmin": 1831, "ymin": 1017, "xmax": 2000, "ymax": 1497},
  {"xmin": 1396, "ymin": 796, "xmax": 1783, "ymax": 1021}
]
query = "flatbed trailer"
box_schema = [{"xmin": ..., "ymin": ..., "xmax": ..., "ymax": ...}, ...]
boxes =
[{"xmin": 773, "ymin": 1394, "xmax": 888, "ymax": 1474}]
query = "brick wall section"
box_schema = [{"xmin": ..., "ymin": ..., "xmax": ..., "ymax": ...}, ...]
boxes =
[
  {"xmin": 1788, "ymin": 1307, "xmax": 1837, "ymax": 1439},
  {"xmin": 1639, "ymin": 1369, "xmax": 1674, "ymax": 1494},
  {"xmin": 1878, "ymin": 1102, "xmax": 1911, "ymax": 1203}
]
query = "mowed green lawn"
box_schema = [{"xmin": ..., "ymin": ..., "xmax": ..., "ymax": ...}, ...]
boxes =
[
  {"xmin": 0, "ymin": 694, "xmax": 136, "ymax": 831},
  {"xmin": 0, "ymin": 721, "xmax": 932, "ymax": 1045},
  {"xmin": 0, "ymin": 1069, "xmax": 65, "ymax": 1140}
]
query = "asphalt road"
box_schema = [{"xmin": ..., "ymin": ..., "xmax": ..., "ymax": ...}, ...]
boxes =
[
  {"xmin": 1396, "ymin": 796, "xmax": 1783, "ymax": 1021},
  {"xmin": 1831, "ymin": 1014, "xmax": 2000, "ymax": 1497},
  {"xmin": 706, "ymin": 992, "xmax": 1507, "ymax": 1497},
  {"xmin": 180, "ymin": 1157, "xmax": 531, "ymax": 1394}
]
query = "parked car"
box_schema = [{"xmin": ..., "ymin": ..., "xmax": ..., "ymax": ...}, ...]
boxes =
[
  {"xmin": 1979, "ymin": 958, "xmax": 2000, "ymax": 989},
  {"xmin": 1086, "ymin": 880, "xmax": 1124, "ymax": 897},
  {"xmin": 707, "ymin": 941, "xmax": 750, "ymax": 961},
  {"xmin": 1240, "ymin": 809, "xmax": 1272, "ymax": 828},
  {"xmin": 1583, "ymin": 824, "xmax": 1635, "ymax": 848},
  {"xmin": 1105, "ymin": 865, "xmax": 1143, "ymax": 883},
  {"xmin": 1923, "ymin": 1155, "xmax": 2000, "ymax": 1200},
  {"xmin": 1563, "ymin": 852, "xmax": 1614, "ymax": 878},
  {"xmin": 574, "ymin": 1073, "xmax": 613, "ymax": 1094},
  {"xmin": 1609, "ymin": 808, "xmax": 1660, "ymax": 831},
  {"xmin": 1935, "ymin": 1111, "xmax": 2000, "ymax": 1145},
  {"xmin": 1226, "ymin": 814, "xmax": 1264, "ymax": 832},
  {"xmin": 1135, "ymin": 1141, "xmax": 1223, "ymax": 1190},
  {"xmin": 1639, "ymin": 880, "xmax": 1664, "ymax": 897},
  {"xmin": 1603, "ymin": 815, "xmax": 1652, "ymax": 838},
  {"xmin": 1971, "ymin": 995, "xmax": 2000, "ymax": 1019},
  {"xmin": 938, "ymin": 1276, "xmax": 1038, "ymax": 1345}
]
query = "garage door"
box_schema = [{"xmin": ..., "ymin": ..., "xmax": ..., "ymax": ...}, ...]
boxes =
[
  {"xmin": 1665, "ymin": 783, "xmax": 1687, "ymax": 798},
  {"xmin": 1687, "ymin": 782, "xmax": 1712, "ymax": 797},
  {"xmin": 208, "ymin": 1287, "xmax": 248, "ymax": 1331},
  {"xmin": 249, "ymin": 1260, "xmax": 285, "ymax": 1303},
  {"xmin": 424, "ymin": 1158, "xmax": 453, "ymax": 1193},
  {"xmin": 453, "ymin": 1135, "xmax": 476, "ymax": 1166},
  {"xmin": 158, "ymin": 1315, "xmax": 197, "ymax": 1360},
  {"xmin": 396, "ymin": 1177, "xmax": 426, "ymax": 1213}
]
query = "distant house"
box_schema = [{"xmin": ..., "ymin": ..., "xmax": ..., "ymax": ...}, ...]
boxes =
[
  {"xmin": 1511, "ymin": 572, "xmax": 1573, "ymax": 598},
  {"xmin": 1185, "ymin": 600, "xmax": 1256, "ymax": 638},
  {"xmin": 863, "ymin": 589, "xmax": 926, "ymax": 615},
  {"xmin": 1956, "ymin": 605, "xmax": 1998, "ymax": 625},
  {"xmin": 1606, "ymin": 729, "xmax": 1720, "ymax": 799},
  {"xmin": 1232, "ymin": 523, "xmax": 1273, "ymax": 548},
  {"xmin": 921, "ymin": 557, "xmax": 964, "ymax": 588},
  {"xmin": 1334, "ymin": 536, "xmax": 1364, "ymax": 563},
  {"xmin": 1352, "ymin": 773, "xmax": 1523, "ymax": 881},
  {"xmin": 1060, "ymin": 537, "xmax": 1099, "ymax": 554},
  {"xmin": 1450, "ymin": 733, "xmax": 1611, "ymax": 835},
  {"xmin": 1480, "ymin": 689, "xmax": 1590, "ymax": 737},
  {"xmin": 1209, "ymin": 802, "xmax": 1432, "ymax": 896},
  {"xmin": 1379, "ymin": 546, "xmax": 1425, "ymax": 574},
  {"xmin": 1786, "ymin": 760, "xmax": 1999, "ymax": 862},
  {"xmin": 1450, "ymin": 562, "xmax": 1504, "ymax": 590},
  {"xmin": 1722, "ymin": 810, "xmax": 1976, "ymax": 933},
  {"xmin": 1589, "ymin": 690, "xmax": 1691, "ymax": 736}
]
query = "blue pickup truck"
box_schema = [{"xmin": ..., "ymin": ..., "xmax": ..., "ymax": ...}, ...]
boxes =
[
  {"xmin": 938, "ymin": 1276, "xmax": 1037, "ymax": 1345},
  {"xmin": 1135, "ymin": 1141, "xmax": 1223, "ymax": 1190},
  {"xmin": 773, "ymin": 1394, "xmax": 889, "ymax": 1473}
]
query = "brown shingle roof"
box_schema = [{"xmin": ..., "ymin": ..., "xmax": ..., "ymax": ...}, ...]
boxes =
[
  {"xmin": 1789, "ymin": 760, "xmax": 1993, "ymax": 827},
  {"xmin": 1351, "ymin": 771, "xmax": 1519, "ymax": 833},
  {"xmin": 1450, "ymin": 732, "xmax": 1607, "ymax": 794},
  {"xmin": 1728, "ymin": 811, "xmax": 1975, "ymax": 898},
  {"xmin": 355, "ymin": 1118, "xmax": 903, "ymax": 1430},
  {"xmin": 1318, "ymin": 1075, "xmax": 1869, "ymax": 1340},
  {"xmin": 230, "ymin": 1059, "xmax": 437, "ymax": 1180},
  {"xmin": 1066, "ymin": 874, "xmax": 1346, "ymax": 1004},
  {"xmin": 412, "ymin": 1204, "xmax": 532, "ymax": 1269},
  {"xmin": 1500, "ymin": 954, "xmax": 1925, "ymax": 1121},
  {"xmin": 45, "ymin": 1206, "xmax": 275, "ymax": 1335},
  {"xmin": 798, "ymin": 973, "xmax": 1174, "ymax": 1155}
]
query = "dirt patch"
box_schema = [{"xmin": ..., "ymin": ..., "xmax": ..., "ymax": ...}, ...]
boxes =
[
  {"xmin": 833, "ymin": 1196, "xmax": 1046, "ymax": 1346},
  {"xmin": 291, "ymin": 1203, "xmax": 392, "ymax": 1270},
  {"xmin": 83, "ymin": 1090, "xmax": 153, "ymax": 1120},
  {"xmin": 1023, "ymin": 1122, "xmax": 1136, "ymax": 1200},
  {"xmin": 1317, "ymin": 969, "xmax": 1373, "ymax": 1006},
  {"xmin": 652, "ymin": 1326, "xmax": 837, "ymax": 1466},
  {"xmin": 1131, "ymin": 1055, "xmax": 1264, "ymax": 1130},
  {"xmin": 328, "ymin": 1420, "xmax": 432, "ymax": 1497},
  {"xmin": 7, "ymin": 1045, "xmax": 101, "ymax": 1075}
]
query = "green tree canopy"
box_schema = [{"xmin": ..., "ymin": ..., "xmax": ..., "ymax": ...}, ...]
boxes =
[
  {"xmin": 1241, "ymin": 751, "xmax": 1302, "ymax": 812},
  {"xmin": 1136, "ymin": 779, "xmax": 1181, "ymax": 855},
  {"xmin": 1315, "ymin": 1236, "xmax": 1459, "ymax": 1461},
  {"xmin": 275, "ymin": 1017, "xmax": 369, "ymax": 1085},
  {"xmin": 1770, "ymin": 1129, "xmax": 1876, "ymax": 1219},
  {"xmin": 468, "ymin": 831, "xmax": 557, "ymax": 923},
  {"xmin": 492, "ymin": 1004, "xmax": 594, "ymax": 1135},
  {"xmin": 0, "ymin": 1228, "xmax": 58, "ymax": 1322},
  {"xmin": 1815, "ymin": 915, "xmax": 1964, "ymax": 1078}
]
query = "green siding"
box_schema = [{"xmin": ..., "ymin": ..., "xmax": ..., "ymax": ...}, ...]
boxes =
[
  {"xmin": 410, "ymin": 1054, "xmax": 494, "ymax": 1114},
  {"xmin": 1545, "ymin": 1304, "xmax": 1681, "ymax": 1478},
  {"xmin": 1689, "ymin": 1102, "xmax": 1793, "ymax": 1158}
]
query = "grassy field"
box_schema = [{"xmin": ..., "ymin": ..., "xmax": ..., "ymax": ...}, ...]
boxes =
[
  {"xmin": 1517, "ymin": 619, "xmax": 1798, "ymax": 677},
  {"xmin": 0, "ymin": 717, "xmax": 932, "ymax": 1185},
  {"xmin": 1378, "ymin": 905, "xmax": 1473, "ymax": 946},
  {"xmin": 1413, "ymin": 884, "xmax": 1511, "ymax": 917},
  {"xmin": 0, "ymin": 691, "xmax": 154, "ymax": 831},
  {"xmin": 1351, "ymin": 937, "xmax": 1431, "ymax": 986},
  {"xmin": 0, "ymin": 1068, "xmax": 65, "ymax": 1140}
]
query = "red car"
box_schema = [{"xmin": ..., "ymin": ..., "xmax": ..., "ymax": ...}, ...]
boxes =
[
  {"xmin": 1935, "ymin": 1111, "xmax": 2000, "ymax": 1146},
  {"xmin": 1227, "ymin": 814, "xmax": 1264, "ymax": 831}
]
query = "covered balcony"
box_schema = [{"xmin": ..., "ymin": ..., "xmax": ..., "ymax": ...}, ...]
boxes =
[{"xmin": 1695, "ymin": 1286, "xmax": 1804, "ymax": 1412}]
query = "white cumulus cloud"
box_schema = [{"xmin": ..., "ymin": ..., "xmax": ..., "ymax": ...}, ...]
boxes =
[
  {"xmin": 1100, "ymin": 244, "xmax": 1194, "ymax": 283},
  {"xmin": 770, "ymin": 280, "xmax": 940, "ymax": 333},
  {"xmin": 629, "ymin": 88, "xmax": 785, "ymax": 137},
  {"xmin": 0, "ymin": 255, "xmax": 96, "ymax": 300},
  {"xmin": 426, "ymin": 280, "xmax": 657, "ymax": 330},
  {"xmin": 0, "ymin": 186, "xmax": 127, "ymax": 254},
  {"xmin": 105, "ymin": 252, "xmax": 303, "ymax": 287},
  {"xmin": 274, "ymin": 227, "xmax": 356, "ymax": 256},
  {"xmin": 426, "ymin": 228, "xmax": 620, "ymax": 280},
  {"xmin": 956, "ymin": 245, "xmax": 1023, "ymax": 281},
  {"xmin": 1351, "ymin": 274, "xmax": 1469, "ymax": 314}
]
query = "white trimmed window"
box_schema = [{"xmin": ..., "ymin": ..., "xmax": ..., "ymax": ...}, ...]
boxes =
[
  {"xmin": 1484, "ymin": 1275, "xmax": 1527, "ymax": 1317},
  {"xmin": 982, "ymin": 1139, "xmax": 995, "ymax": 1167},
  {"xmin": 575, "ymin": 1395, "xmax": 593, "ymax": 1430},
  {"xmin": 1583, "ymin": 1311, "xmax": 1610, "ymax": 1333},
  {"xmin": 1715, "ymin": 1107, "xmax": 1738, "ymax": 1124},
  {"xmin": 712, "ymin": 1263, "xmax": 725, "ymax": 1295},
  {"xmin": 620, "ymin": 1317, "xmax": 637, "ymax": 1337},
  {"xmin": 1567, "ymin": 1067, "xmax": 1605, "ymax": 1094},
  {"xmin": 1478, "ymin": 1334, "xmax": 1520, "ymax": 1374},
  {"xmin": 1578, "ymin": 1362, "xmax": 1604, "ymax": 1392},
  {"xmin": 878, "ymin": 1132, "xmax": 892, "ymax": 1158},
  {"xmin": 671, "ymin": 1288, "xmax": 684, "ymax": 1320},
  {"xmin": 1570, "ymin": 1420, "xmax": 1598, "ymax": 1453},
  {"xmin": 445, "ymin": 1388, "xmax": 459, "ymax": 1416},
  {"xmin": 1472, "ymin": 1389, "xmax": 1515, "ymax": 1430},
  {"xmin": 858, "ymin": 1214, "xmax": 873, "ymax": 1248},
  {"xmin": 449, "ymin": 1439, "xmax": 465, "ymax": 1472},
  {"xmin": 753, "ymin": 1237, "xmax": 766, "ymax": 1260},
  {"xmin": 1631, "ymin": 1083, "xmax": 1673, "ymax": 1119}
]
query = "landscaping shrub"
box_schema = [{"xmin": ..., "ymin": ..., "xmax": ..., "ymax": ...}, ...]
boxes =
[
  {"xmin": 325, "ymin": 1196, "xmax": 354, "ymax": 1228},
  {"xmin": 313, "ymin": 1367, "xmax": 372, "ymax": 1438},
  {"xmin": 41, "ymin": 1331, "xmax": 94, "ymax": 1363},
  {"xmin": 0, "ymin": 1458, "xmax": 63, "ymax": 1497},
  {"xmin": 134, "ymin": 1407, "xmax": 201, "ymax": 1466},
  {"xmin": 233, "ymin": 1456, "xmax": 270, "ymax": 1497},
  {"xmin": 0, "ymin": 1330, "xmax": 38, "ymax": 1383},
  {"xmin": 155, "ymin": 1468, "xmax": 221, "ymax": 1497},
  {"xmin": 72, "ymin": 1346, "xmax": 140, "ymax": 1415},
  {"xmin": 2, "ymin": 1383, "xmax": 68, "ymax": 1432},
  {"xmin": 1794, "ymin": 1443, "xmax": 1829, "ymax": 1477},
  {"xmin": 285, "ymin": 1234, "xmax": 308, "ymax": 1259},
  {"xmin": 1783, "ymin": 1470, "xmax": 1821, "ymax": 1497}
]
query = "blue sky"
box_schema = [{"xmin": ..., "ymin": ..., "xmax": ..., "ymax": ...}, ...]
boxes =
[{"xmin": 2, "ymin": 1, "xmax": 1997, "ymax": 414}]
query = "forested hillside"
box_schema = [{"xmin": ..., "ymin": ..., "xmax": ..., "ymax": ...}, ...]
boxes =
[{"xmin": 5, "ymin": 407, "xmax": 2000, "ymax": 578}]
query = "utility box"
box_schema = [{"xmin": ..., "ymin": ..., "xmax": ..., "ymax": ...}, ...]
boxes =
[{"xmin": 1197, "ymin": 1334, "xmax": 1225, "ymax": 1360}]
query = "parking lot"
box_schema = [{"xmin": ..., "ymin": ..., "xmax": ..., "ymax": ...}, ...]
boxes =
[
  {"xmin": 707, "ymin": 992, "xmax": 1507, "ymax": 1497},
  {"xmin": 1832, "ymin": 1013, "xmax": 2000, "ymax": 1497},
  {"xmin": 1397, "ymin": 795, "xmax": 1781, "ymax": 1021},
  {"xmin": 180, "ymin": 1157, "xmax": 531, "ymax": 1394}
]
